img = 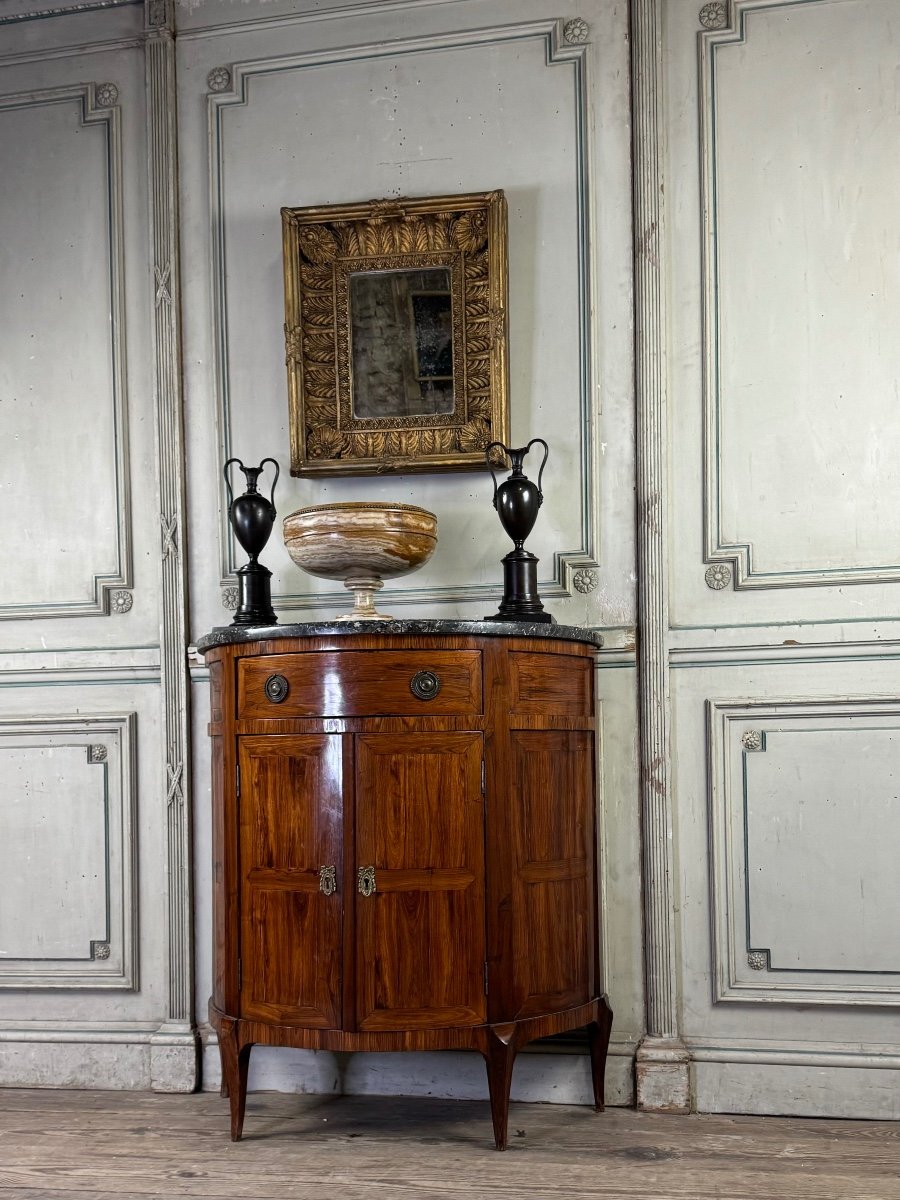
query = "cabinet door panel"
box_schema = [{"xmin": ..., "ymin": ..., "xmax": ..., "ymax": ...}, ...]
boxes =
[
  {"xmin": 239, "ymin": 735, "xmax": 342, "ymax": 1027},
  {"xmin": 355, "ymin": 732, "xmax": 485, "ymax": 1030},
  {"xmin": 510, "ymin": 730, "xmax": 594, "ymax": 1019}
]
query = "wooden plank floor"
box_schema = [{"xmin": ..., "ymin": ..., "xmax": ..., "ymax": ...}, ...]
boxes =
[{"xmin": 0, "ymin": 1089, "xmax": 899, "ymax": 1200}]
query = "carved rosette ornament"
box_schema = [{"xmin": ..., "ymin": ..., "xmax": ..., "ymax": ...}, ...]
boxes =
[
  {"xmin": 704, "ymin": 563, "xmax": 731, "ymax": 590},
  {"xmin": 111, "ymin": 589, "xmax": 133, "ymax": 613},
  {"xmin": 699, "ymin": 2, "xmax": 728, "ymax": 29},
  {"xmin": 88, "ymin": 745, "xmax": 108, "ymax": 763},
  {"xmin": 573, "ymin": 568, "xmax": 599, "ymax": 594},
  {"xmin": 95, "ymin": 83, "xmax": 119, "ymax": 108},
  {"xmin": 747, "ymin": 951, "xmax": 768, "ymax": 971},
  {"xmin": 207, "ymin": 66, "xmax": 232, "ymax": 93},
  {"xmin": 563, "ymin": 17, "xmax": 589, "ymax": 44},
  {"xmin": 93, "ymin": 943, "xmax": 112, "ymax": 960},
  {"xmin": 222, "ymin": 586, "xmax": 239, "ymax": 611},
  {"xmin": 741, "ymin": 730, "xmax": 762, "ymax": 752}
]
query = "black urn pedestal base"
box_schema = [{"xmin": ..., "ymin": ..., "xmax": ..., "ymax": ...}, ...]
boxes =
[
  {"xmin": 485, "ymin": 549, "xmax": 555, "ymax": 625},
  {"xmin": 231, "ymin": 563, "xmax": 277, "ymax": 627}
]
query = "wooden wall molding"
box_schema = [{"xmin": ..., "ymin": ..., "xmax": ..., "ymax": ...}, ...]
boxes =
[{"xmin": 688, "ymin": 1035, "xmax": 900, "ymax": 1069}]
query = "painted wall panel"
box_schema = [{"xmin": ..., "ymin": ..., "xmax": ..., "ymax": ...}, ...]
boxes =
[
  {"xmin": 180, "ymin": 0, "xmax": 635, "ymax": 642},
  {"xmin": 209, "ymin": 33, "xmax": 585, "ymax": 612},
  {"xmin": 673, "ymin": 660, "xmax": 900, "ymax": 1057},
  {"xmin": 743, "ymin": 727, "xmax": 900, "ymax": 973},
  {"xmin": 703, "ymin": 0, "xmax": 900, "ymax": 588},
  {"xmin": 0, "ymin": 85, "xmax": 129, "ymax": 617},
  {"xmin": 181, "ymin": 0, "xmax": 639, "ymax": 1105},
  {"xmin": 708, "ymin": 697, "xmax": 900, "ymax": 1005},
  {"xmin": 659, "ymin": 0, "xmax": 900, "ymax": 1115},
  {"xmin": 0, "ymin": 12, "xmax": 184, "ymax": 1087},
  {"xmin": 0, "ymin": 39, "xmax": 161, "ymax": 654},
  {"xmin": 669, "ymin": 0, "xmax": 900, "ymax": 627},
  {"xmin": 0, "ymin": 715, "xmax": 137, "ymax": 989},
  {"xmin": 0, "ymin": 677, "xmax": 167, "ymax": 1027}
]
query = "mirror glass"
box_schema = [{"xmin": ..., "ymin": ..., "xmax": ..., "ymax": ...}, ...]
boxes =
[{"xmin": 349, "ymin": 268, "xmax": 455, "ymax": 419}]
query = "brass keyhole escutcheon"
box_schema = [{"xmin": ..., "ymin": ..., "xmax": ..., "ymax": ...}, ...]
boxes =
[
  {"xmin": 265, "ymin": 673, "xmax": 289, "ymax": 704},
  {"xmin": 319, "ymin": 865, "xmax": 337, "ymax": 896},
  {"xmin": 357, "ymin": 866, "xmax": 376, "ymax": 897},
  {"xmin": 410, "ymin": 670, "xmax": 441, "ymax": 701}
]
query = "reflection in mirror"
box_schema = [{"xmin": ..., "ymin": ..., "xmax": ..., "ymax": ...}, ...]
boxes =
[{"xmin": 349, "ymin": 268, "xmax": 454, "ymax": 420}]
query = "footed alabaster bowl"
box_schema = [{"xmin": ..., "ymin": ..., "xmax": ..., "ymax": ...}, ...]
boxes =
[{"xmin": 283, "ymin": 502, "xmax": 437, "ymax": 621}]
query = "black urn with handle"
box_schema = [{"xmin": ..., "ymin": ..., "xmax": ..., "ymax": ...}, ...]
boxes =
[
  {"xmin": 224, "ymin": 456, "xmax": 279, "ymax": 626},
  {"xmin": 484, "ymin": 437, "xmax": 554, "ymax": 624}
]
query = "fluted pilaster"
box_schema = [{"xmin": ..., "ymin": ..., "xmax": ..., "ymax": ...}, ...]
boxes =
[
  {"xmin": 145, "ymin": 0, "xmax": 198, "ymax": 1091},
  {"xmin": 631, "ymin": 0, "xmax": 689, "ymax": 1110}
]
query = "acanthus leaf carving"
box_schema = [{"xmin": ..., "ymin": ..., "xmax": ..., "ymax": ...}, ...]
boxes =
[{"xmin": 283, "ymin": 193, "xmax": 508, "ymax": 474}]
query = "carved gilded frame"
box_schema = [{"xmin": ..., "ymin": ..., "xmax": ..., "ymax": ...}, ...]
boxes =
[{"xmin": 282, "ymin": 191, "xmax": 509, "ymax": 475}]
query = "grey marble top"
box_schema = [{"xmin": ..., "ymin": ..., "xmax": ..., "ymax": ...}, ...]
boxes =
[{"xmin": 196, "ymin": 618, "xmax": 603, "ymax": 654}]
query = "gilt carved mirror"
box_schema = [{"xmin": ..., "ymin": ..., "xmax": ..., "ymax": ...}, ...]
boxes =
[{"xmin": 282, "ymin": 191, "xmax": 509, "ymax": 475}]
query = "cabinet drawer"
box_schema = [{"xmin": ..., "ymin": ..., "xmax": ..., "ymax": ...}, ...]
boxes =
[{"xmin": 238, "ymin": 650, "xmax": 483, "ymax": 718}]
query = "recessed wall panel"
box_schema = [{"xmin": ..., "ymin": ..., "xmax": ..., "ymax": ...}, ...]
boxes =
[
  {"xmin": 1, "ymin": 744, "xmax": 109, "ymax": 960},
  {"xmin": 206, "ymin": 28, "xmax": 595, "ymax": 613},
  {"xmin": 709, "ymin": 698, "xmax": 900, "ymax": 1004},
  {"xmin": 702, "ymin": 0, "xmax": 900, "ymax": 587},
  {"xmin": 0, "ymin": 86, "xmax": 128, "ymax": 616},
  {"xmin": 0, "ymin": 714, "xmax": 137, "ymax": 989}
]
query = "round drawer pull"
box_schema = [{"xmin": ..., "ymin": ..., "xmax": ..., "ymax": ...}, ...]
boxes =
[
  {"xmin": 410, "ymin": 670, "xmax": 441, "ymax": 701},
  {"xmin": 264, "ymin": 674, "xmax": 289, "ymax": 704}
]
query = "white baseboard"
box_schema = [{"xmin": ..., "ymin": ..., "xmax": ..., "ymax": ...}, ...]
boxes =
[
  {"xmin": 0, "ymin": 1038, "xmax": 151, "ymax": 1089},
  {"xmin": 693, "ymin": 1059, "xmax": 900, "ymax": 1120},
  {"xmin": 0, "ymin": 1025, "xmax": 198, "ymax": 1092}
]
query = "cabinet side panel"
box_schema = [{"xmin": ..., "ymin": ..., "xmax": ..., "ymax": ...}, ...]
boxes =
[
  {"xmin": 210, "ymin": 733, "xmax": 226, "ymax": 1011},
  {"xmin": 210, "ymin": 649, "xmax": 240, "ymax": 1018},
  {"xmin": 355, "ymin": 731, "xmax": 485, "ymax": 1030},
  {"xmin": 238, "ymin": 735, "xmax": 343, "ymax": 1028},
  {"xmin": 510, "ymin": 729, "xmax": 594, "ymax": 1019}
]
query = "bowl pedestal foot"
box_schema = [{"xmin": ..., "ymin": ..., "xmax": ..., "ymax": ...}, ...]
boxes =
[{"xmin": 334, "ymin": 576, "xmax": 393, "ymax": 621}]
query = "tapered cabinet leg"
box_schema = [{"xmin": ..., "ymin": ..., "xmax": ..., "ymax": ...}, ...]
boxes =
[
  {"xmin": 587, "ymin": 996, "xmax": 614, "ymax": 1112},
  {"xmin": 219, "ymin": 1022, "xmax": 252, "ymax": 1141},
  {"xmin": 482, "ymin": 1026, "xmax": 518, "ymax": 1151},
  {"xmin": 216, "ymin": 1022, "xmax": 230, "ymax": 1098}
]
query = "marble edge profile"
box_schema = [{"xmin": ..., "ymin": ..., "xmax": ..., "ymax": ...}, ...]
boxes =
[{"xmin": 196, "ymin": 619, "xmax": 604, "ymax": 654}]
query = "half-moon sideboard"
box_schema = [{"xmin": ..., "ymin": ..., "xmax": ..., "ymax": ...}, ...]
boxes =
[{"xmin": 198, "ymin": 620, "xmax": 612, "ymax": 1150}]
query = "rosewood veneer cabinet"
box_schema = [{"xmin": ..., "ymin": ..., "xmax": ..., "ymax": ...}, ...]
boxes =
[{"xmin": 198, "ymin": 620, "xmax": 612, "ymax": 1150}]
